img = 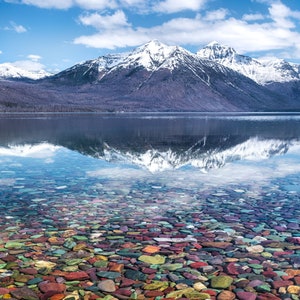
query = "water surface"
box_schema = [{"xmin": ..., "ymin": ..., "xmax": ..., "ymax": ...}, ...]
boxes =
[{"xmin": 1, "ymin": 113, "xmax": 300, "ymax": 299}]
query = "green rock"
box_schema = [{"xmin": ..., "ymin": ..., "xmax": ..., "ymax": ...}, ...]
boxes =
[
  {"xmin": 66, "ymin": 259, "xmax": 83, "ymax": 266},
  {"xmin": 185, "ymin": 291, "xmax": 211, "ymax": 300},
  {"xmin": 249, "ymin": 264, "xmax": 263, "ymax": 269},
  {"xmin": 64, "ymin": 239, "xmax": 77, "ymax": 249},
  {"xmin": 139, "ymin": 254, "xmax": 166, "ymax": 265},
  {"xmin": 255, "ymin": 284, "xmax": 271, "ymax": 292},
  {"xmin": 73, "ymin": 235, "xmax": 88, "ymax": 241},
  {"xmin": 160, "ymin": 263, "xmax": 183, "ymax": 271},
  {"xmin": 210, "ymin": 276, "xmax": 233, "ymax": 289},
  {"xmin": 144, "ymin": 281, "xmax": 169, "ymax": 290},
  {"xmin": 62, "ymin": 265, "xmax": 79, "ymax": 272},
  {"xmin": 96, "ymin": 271, "xmax": 121, "ymax": 279},
  {"xmin": 27, "ymin": 278, "xmax": 43, "ymax": 285},
  {"xmin": 167, "ymin": 288, "xmax": 194, "ymax": 298},
  {"xmin": 5, "ymin": 241, "xmax": 24, "ymax": 249},
  {"xmin": 93, "ymin": 260, "xmax": 108, "ymax": 268}
]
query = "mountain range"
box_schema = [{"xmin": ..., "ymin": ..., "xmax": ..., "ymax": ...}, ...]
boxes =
[{"xmin": 1, "ymin": 40, "xmax": 300, "ymax": 112}]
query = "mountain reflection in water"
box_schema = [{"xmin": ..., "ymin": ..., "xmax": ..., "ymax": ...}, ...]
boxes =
[{"xmin": 0, "ymin": 113, "xmax": 300, "ymax": 172}]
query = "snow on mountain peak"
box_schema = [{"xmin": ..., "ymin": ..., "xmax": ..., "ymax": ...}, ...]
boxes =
[
  {"xmin": 198, "ymin": 41, "xmax": 237, "ymax": 61},
  {"xmin": 197, "ymin": 41, "xmax": 300, "ymax": 84},
  {"xmin": 119, "ymin": 40, "xmax": 186, "ymax": 71},
  {"xmin": 0, "ymin": 62, "xmax": 51, "ymax": 80}
]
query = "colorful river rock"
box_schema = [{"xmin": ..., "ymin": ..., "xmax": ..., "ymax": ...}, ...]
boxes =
[{"xmin": 1, "ymin": 135, "xmax": 300, "ymax": 300}]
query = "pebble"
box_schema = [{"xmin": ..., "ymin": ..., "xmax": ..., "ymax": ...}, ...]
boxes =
[
  {"xmin": 98, "ymin": 279, "xmax": 116, "ymax": 292},
  {"xmin": 217, "ymin": 290, "xmax": 236, "ymax": 300},
  {"xmin": 1, "ymin": 150, "xmax": 300, "ymax": 300},
  {"xmin": 210, "ymin": 276, "xmax": 233, "ymax": 289}
]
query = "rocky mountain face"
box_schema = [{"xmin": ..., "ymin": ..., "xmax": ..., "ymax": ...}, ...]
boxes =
[{"xmin": 0, "ymin": 40, "xmax": 300, "ymax": 112}]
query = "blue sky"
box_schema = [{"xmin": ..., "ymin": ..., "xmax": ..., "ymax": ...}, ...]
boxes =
[{"xmin": 1, "ymin": 0, "xmax": 300, "ymax": 74}]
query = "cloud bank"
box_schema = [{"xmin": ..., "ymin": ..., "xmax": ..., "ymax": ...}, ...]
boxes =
[{"xmin": 5, "ymin": 0, "xmax": 300, "ymax": 59}]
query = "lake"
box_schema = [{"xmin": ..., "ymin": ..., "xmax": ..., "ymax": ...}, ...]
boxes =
[{"xmin": 1, "ymin": 113, "xmax": 300, "ymax": 299}]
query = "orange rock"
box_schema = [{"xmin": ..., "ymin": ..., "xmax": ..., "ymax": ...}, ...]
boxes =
[
  {"xmin": 73, "ymin": 243, "xmax": 87, "ymax": 251},
  {"xmin": 121, "ymin": 242, "xmax": 136, "ymax": 248},
  {"xmin": 286, "ymin": 269, "xmax": 300, "ymax": 277},
  {"xmin": 142, "ymin": 245, "xmax": 161, "ymax": 254},
  {"xmin": 49, "ymin": 294, "xmax": 65, "ymax": 300},
  {"xmin": 109, "ymin": 262, "xmax": 124, "ymax": 272},
  {"xmin": 48, "ymin": 237, "xmax": 64, "ymax": 245},
  {"xmin": 201, "ymin": 242, "xmax": 232, "ymax": 249}
]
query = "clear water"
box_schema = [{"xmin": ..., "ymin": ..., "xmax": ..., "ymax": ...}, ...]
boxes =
[
  {"xmin": 1, "ymin": 113, "xmax": 300, "ymax": 296},
  {"xmin": 1, "ymin": 113, "xmax": 300, "ymax": 226}
]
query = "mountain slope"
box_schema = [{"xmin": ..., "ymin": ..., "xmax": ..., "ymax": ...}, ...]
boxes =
[{"xmin": 43, "ymin": 40, "xmax": 284, "ymax": 112}]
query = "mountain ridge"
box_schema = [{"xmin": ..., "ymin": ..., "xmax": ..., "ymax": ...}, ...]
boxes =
[{"xmin": 0, "ymin": 40, "xmax": 300, "ymax": 112}]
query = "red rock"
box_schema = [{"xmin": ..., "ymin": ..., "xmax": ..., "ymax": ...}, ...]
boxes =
[
  {"xmin": 2, "ymin": 254, "xmax": 17, "ymax": 262},
  {"xmin": 190, "ymin": 261, "xmax": 208, "ymax": 269},
  {"xmin": 115, "ymin": 288, "xmax": 133, "ymax": 297},
  {"xmin": 286, "ymin": 237, "xmax": 300, "ymax": 244},
  {"xmin": 42, "ymin": 276, "xmax": 56, "ymax": 282},
  {"xmin": 236, "ymin": 291, "xmax": 257, "ymax": 300},
  {"xmin": 192, "ymin": 243, "xmax": 202, "ymax": 249},
  {"xmin": 257, "ymin": 293, "xmax": 281, "ymax": 300},
  {"xmin": 204, "ymin": 289, "xmax": 217, "ymax": 296},
  {"xmin": 174, "ymin": 223, "xmax": 186, "ymax": 227},
  {"xmin": 120, "ymin": 278, "xmax": 136, "ymax": 287},
  {"xmin": 145, "ymin": 290, "xmax": 165, "ymax": 297},
  {"xmin": 262, "ymin": 269, "xmax": 277, "ymax": 278},
  {"xmin": 272, "ymin": 280, "xmax": 294, "ymax": 289},
  {"xmin": 225, "ymin": 262, "xmax": 239, "ymax": 275},
  {"xmin": 38, "ymin": 282, "xmax": 66, "ymax": 294},
  {"xmin": 20, "ymin": 268, "xmax": 38, "ymax": 275},
  {"xmin": 274, "ymin": 251, "xmax": 294, "ymax": 256},
  {"xmin": 33, "ymin": 237, "xmax": 48, "ymax": 243},
  {"xmin": 294, "ymin": 276, "xmax": 300, "ymax": 285},
  {"xmin": 143, "ymin": 267, "xmax": 157, "ymax": 274},
  {"xmin": 0, "ymin": 288, "xmax": 10, "ymax": 295},
  {"xmin": 201, "ymin": 242, "xmax": 232, "ymax": 249},
  {"xmin": 63, "ymin": 271, "xmax": 89, "ymax": 281}
]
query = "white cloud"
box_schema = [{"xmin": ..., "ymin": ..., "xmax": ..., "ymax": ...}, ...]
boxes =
[
  {"xmin": 9, "ymin": 21, "xmax": 27, "ymax": 33},
  {"xmin": 78, "ymin": 10, "xmax": 129, "ymax": 30},
  {"xmin": 75, "ymin": 0, "xmax": 117, "ymax": 10},
  {"xmin": 21, "ymin": 0, "xmax": 73, "ymax": 9},
  {"xmin": 242, "ymin": 13, "xmax": 265, "ymax": 21},
  {"xmin": 6, "ymin": 0, "xmax": 205, "ymax": 12},
  {"xmin": 74, "ymin": 1, "xmax": 300, "ymax": 60},
  {"xmin": 27, "ymin": 54, "xmax": 41, "ymax": 61},
  {"xmin": 154, "ymin": 0, "xmax": 206, "ymax": 14},
  {"xmin": 0, "ymin": 50, "xmax": 2, "ymax": 55},
  {"xmin": 204, "ymin": 9, "xmax": 228, "ymax": 21},
  {"xmin": 268, "ymin": 2, "xmax": 299, "ymax": 29}
]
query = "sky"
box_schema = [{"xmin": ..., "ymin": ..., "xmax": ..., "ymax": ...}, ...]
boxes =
[{"xmin": 1, "ymin": 0, "xmax": 300, "ymax": 74}]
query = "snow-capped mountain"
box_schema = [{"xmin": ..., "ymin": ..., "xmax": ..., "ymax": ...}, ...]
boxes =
[
  {"xmin": 0, "ymin": 62, "xmax": 51, "ymax": 80},
  {"xmin": 46, "ymin": 40, "xmax": 285, "ymax": 112},
  {"xmin": 1, "ymin": 40, "xmax": 300, "ymax": 112},
  {"xmin": 97, "ymin": 137, "xmax": 291, "ymax": 173},
  {"xmin": 197, "ymin": 41, "xmax": 300, "ymax": 85}
]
